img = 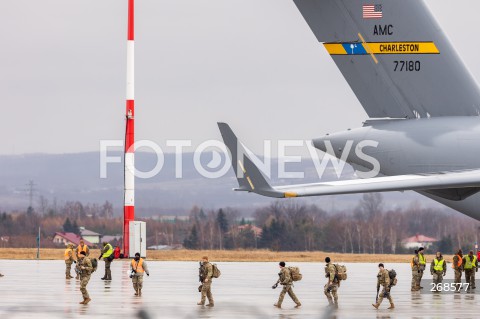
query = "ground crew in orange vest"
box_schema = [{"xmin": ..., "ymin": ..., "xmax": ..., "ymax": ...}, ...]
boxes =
[
  {"xmin": 75, "ymin": 240, "xmax": 89, "ymax": 279},
  {"xmin": 452, "ymin": 249, "xmax": 463, "ymax": 292},
  {"xmin": 463, "ymin": 250, "xmax": 478, "ymax": 291},
  {"xmin": 411, "ymin": 249, "xmax": 420, "ymax": 291},
  {"xmin": 64, "ymin": 243, "xmax": 75, "ymax": 279},
  {"xmin": 130, "ymin": 252, "xmax": 149, "ymax": 296}
]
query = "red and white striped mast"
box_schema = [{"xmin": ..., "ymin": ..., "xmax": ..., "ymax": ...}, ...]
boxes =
[{"xmin": 123, "ymin": 0, "xmax": 135, "ymax": 257}]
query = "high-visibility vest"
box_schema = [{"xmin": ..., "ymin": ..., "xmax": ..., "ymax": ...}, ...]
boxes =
[
  {"xmin": 419, "ymin": 254, "xmax": 426, "ymax": 265},
  {"xmin": 131, "ymin": 258, "xmax": 145, "ymax": 273},
  {"xmin": 464, "ymin": 255, "xmax": 477, "ymax": 270},
  {"xmin": 410, "ymin": 256, "xmax": 416, "ymax": 269},
  {"xmin": 76, "ymin": 245, "xmax": 88, "ymax": 257},
  {"xmin": 433, "ymin": 259, "xmax": 445, "ymax": 272},
  {"xmin": 452, "ymin": 254, "xmax": 462, "ymax": 268},
  {"xmin": 64, "ymin": 248, "xmax": 73, "ymax": 261},
  {"xmin": 102, "ymin": 243, "xmax": 114, "ymax": 258}
]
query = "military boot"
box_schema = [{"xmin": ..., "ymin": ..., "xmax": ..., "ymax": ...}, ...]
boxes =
[
  {"xmin": 79, "ymin": 299, "xmax": 86, "ymax": 305},
  {"xmin": 334, "ymin": 301, "xmax": 339, "ymax": 309},
  {"xmin": 83, "ymin": 298, "xmax": 91, "ymax": 305},
  {"xmin": 206, "ymin": 303, "xmax": 214, "ymax": 307},
  {"xmin": 134, "ymin": 289, "xmax": 138, "ymax": 296},
  {"xmin": 388, "ymin": 303, "xmax": 395, "ymax": 309},
  {"xmin": 372, "ymin": 303, "xmax": 379, "ymax": 309},
  {"xmin": 197, "ymin": 302, "xmax": 204, "ymax": 306},
  {"xmin": 294, "ymin": 302, "xmax": 301, "ymax": 308},
  {"xmin": 138, "ymin": 289, "xmax": 142, "ymax": 297},
  {"xmin": 273, "ymin": 303, "xmax": 281, "ymax": 308}
]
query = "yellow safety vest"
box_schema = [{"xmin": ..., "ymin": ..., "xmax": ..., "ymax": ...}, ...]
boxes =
[
  {"xmin": 433, "ymin": 259, "xmax": 445, "ymax": 272},
  {"xmin": 464, "ymin": 255, "xmax": 477, "ymax": 270},
  {"xmin": 102, "ymin": 243, "xmax": 114, "ymax": 258},
  {"xmin": 64, "ymin": 248, "xmax": 73, "ymax": 261},
  {"xmin": 419, "ymin": 254, "xmax": 426, "ymax": 265},
  {"xmin": 131, "ymin": 258, "xmax": 144, "ymax": 273}
]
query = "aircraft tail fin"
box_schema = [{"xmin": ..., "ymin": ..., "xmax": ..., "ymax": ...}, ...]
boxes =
[
  {"xmin": 293, "ymin": 0, "xmax": 480, "ymax": 118},
  {"xmin": 217, "ymin": 122, "xmax": 283, "ymax": 198}
]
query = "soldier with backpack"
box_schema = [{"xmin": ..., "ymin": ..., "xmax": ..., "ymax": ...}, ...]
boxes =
[
  {"xmin": 78, "ymin": 251, "xmax": 93, "ymax": 305},
  {"xmin": 372, "ymin": 263, "xmax": 394, "ymax": 310},
  {"xmin": 324, "ymin": 257, "xmax": 340, "ymax": 308},
  {"xmin": 197, "ymin": 256, "xmax": 215, "ymax": 307},
  {"xmin": 273, "ymin": 262, "xmax": 301, "ymax": 309}
]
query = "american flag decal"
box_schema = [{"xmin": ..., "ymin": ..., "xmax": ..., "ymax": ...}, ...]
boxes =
[{"xmin": 363, "ymin": 4, "xmax": 383, "ymax": 19}]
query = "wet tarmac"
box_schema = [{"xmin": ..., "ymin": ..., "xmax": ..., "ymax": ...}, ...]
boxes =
[{"xmin": 0, "ymin": 260, "xmax": 478, "ymax": 318}]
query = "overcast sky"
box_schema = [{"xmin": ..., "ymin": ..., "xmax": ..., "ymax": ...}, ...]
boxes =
[{"xmin": 1, "ymin": 0, "xmax": 480, "ymax": 155}]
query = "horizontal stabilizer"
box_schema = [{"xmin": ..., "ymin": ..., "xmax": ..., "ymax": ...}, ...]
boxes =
[{"xmin": 217, "ymin": 123, "xmax": 480, "ymax": 199}]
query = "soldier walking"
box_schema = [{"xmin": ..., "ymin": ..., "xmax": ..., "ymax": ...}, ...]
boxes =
[
  {"xmin": 130, "ymin": 252, "xmax": 149, "ymax": 296},
  {"xmin": 430, "ymin": 252, "xmax": 446, "ymax": 288},
  {"xmin": 197, "ymin": 256, "xmax": 214, "ymax": 307},
  {"xmin": 100, "ymin": 242, "xmax": 114, "ymax": 281},
  {"xmin": 463, "ymin": 250, "xmax": 478, "ymax": 291},
  {"xmin": 452, "ymin": 249, "xmax": 463, "ymax": 292},
  {"xmin": 273, "ymin": 261, "xmax": 301, "ymax": 309},
  {"xmin": 324, "ymin": 257, "xmax": 339, "ymax": 308},
  {"xmin": 372, "ymin": 263, "xmax": 394, "ymax": 310},
  {"xmin": 64, "ymin": 244, "xmax": 75, "ymax": 279},
  {"xmin": 78, "ymin": 251, "xmax": 93, "ymax": 305}
]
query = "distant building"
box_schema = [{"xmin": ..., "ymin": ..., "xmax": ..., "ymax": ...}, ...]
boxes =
[
  {"xmin": 53, "ymin": 232, "xmax": 93, "ymax": 247},
  {"xmin": 79, "ymin": 227, "xmax": 102, "ymax": 245},
  {"xmin": 402, "ymin": 234, "xmax": 438, "ymax": 250},
  {"xmin": 153, "ymin": 215, "xmax": 189, "ymax": 223},
  {"xmin": 148, "ymin": 244, "xmax": 183, "ymax": 250}
]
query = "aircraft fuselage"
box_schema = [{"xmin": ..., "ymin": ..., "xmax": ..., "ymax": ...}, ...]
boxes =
[{"xmin": 313, "ymin": 116, "xmax": 480, "ymax": 219}]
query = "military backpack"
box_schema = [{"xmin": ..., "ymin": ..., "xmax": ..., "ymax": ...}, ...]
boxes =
[
  {"xmin": 388, "ymin": 269, "xmax": 397, "ymax": 286},
  {"xmin": 288, "ymin": 266, "xmax": 303, "ymax": 281},
  {"xmin": 91, "ymin": 258, "xmax": 98, "ymax": 272},
  {"xmin": 212, "ymin": 263, "xmax": 221, "ymax": 278},
  {"xmin": 334, "ymin": 264, "xmax": 347, "ymax": 281}
]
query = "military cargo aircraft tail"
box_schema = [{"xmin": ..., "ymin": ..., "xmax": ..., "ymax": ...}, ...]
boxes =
[{"xmin": 293, "ymin": 0, "xmax": 480, "ymax": 118}]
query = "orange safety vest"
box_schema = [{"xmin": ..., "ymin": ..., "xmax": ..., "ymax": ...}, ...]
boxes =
[
  {"xmin": 76, "ymin": 244, "xmax": 89, "ymax": 257},
  {"xmin": 452, "ymin": 254, "xmax": 462, "ymax": 268},
  {"xmin": 131, "ymin": 258, "xmax": 145, "ymax": 273},
  {"xmin": 64, "ymin": 248, "xmax": 73, "ymax": 261}
]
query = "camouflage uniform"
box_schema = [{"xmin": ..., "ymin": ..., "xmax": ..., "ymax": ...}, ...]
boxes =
[
  {"xmin": 64, "ymin": 245, "xmax": 75, "ymax": 279},
  {"xmin": 199, "ymin": 262, "xmax": 214, "ymax": 306},
  {"xmin": 430, "ymin": 257, "xmax": 446, "ymax": 287},
  {"xmin": 324, "ymin": 262, "xmax": 339, "ymax": 307},
  {"xmin": 78, "ymin": 257, "xmax": 93, "ymax": 304},
  {"xmin": 411, "ymin": 255, "xmax": 421, "ymax": 291},
  {"xmin": 275, "ymin": 267, "xmax": 301, "ymax": 308},
  {"xmin": 75, "ymin": 244, "xmax": 89, "ymax": 279},
  {"xmin": 453, "ymin": 254, "xmax": 463, "ymax": 292},
  {"xmin": 373, "ymin": 268, "xmax": 394, "ymax": 309},
  {"xmin": 462, "ymin": 254, "xmax": 478, "ymax": 290},
  {"xmin": 130, "ymin": 258, "xmax": 149, "ymax": 296},
  {"xmin": 101, "ymin": 243, "xmax": 113, "ymax": 280}
]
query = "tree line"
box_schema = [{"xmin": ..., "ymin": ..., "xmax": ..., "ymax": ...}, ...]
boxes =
[{"xmin": 0, "ymin": 194, "xmax": 479, "ymax": 253}]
